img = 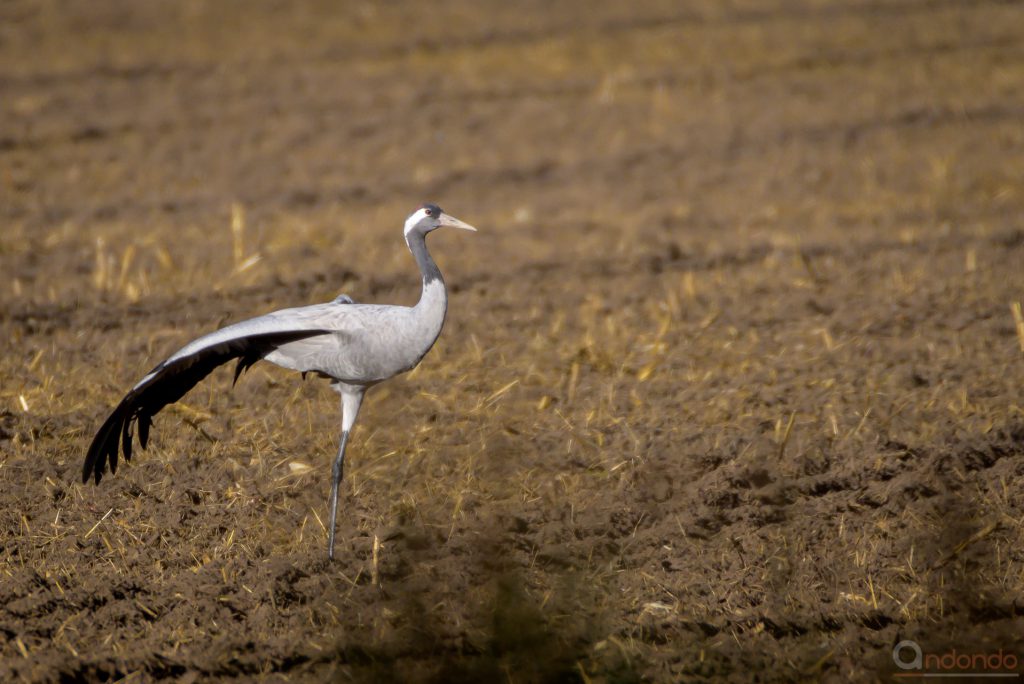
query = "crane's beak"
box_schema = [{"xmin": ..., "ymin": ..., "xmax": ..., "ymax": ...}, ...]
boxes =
[{"xmin": 439, "ymin": 213, "xmax": 477, "ymax": 232}]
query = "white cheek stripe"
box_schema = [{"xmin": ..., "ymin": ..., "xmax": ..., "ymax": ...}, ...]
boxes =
[{"xmin": 404, "ymin": 208, "xmax": 430, "ymax": 234}]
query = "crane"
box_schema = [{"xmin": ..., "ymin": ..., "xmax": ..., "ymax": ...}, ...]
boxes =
[{"xmin": 82, "ymin": 204, "xmax": 477, "ymax": 559}]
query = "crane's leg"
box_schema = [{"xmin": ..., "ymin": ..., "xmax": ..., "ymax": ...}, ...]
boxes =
[{"xmin": 328, "ymin": 384, "xmax": 364, "ymax": 560}]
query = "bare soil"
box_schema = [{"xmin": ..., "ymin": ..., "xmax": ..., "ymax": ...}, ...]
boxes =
[{"xmin": 2, "ymin": 1, "xmax": 1024, "ymax": 681}]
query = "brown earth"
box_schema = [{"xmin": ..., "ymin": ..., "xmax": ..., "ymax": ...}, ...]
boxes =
[{"xmin": 2, "ymin": 0, "xmax": 1024, "ymax": 681}]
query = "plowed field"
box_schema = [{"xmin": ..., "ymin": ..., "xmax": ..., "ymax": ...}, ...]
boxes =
[{"xmin": 2, "ymin": 1, "xmax": 1024, "ymax": 681}]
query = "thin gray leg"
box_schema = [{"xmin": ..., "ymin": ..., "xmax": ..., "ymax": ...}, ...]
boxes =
[
  {"xmin": 326, "ymin": 385, "xmax": 364, "ymax": 560},
  {"xmin": 327, "ymin": 430, "xmax": 349, "ymax": 560}
]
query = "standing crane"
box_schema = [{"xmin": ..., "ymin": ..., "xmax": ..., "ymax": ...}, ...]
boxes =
[{"xmin": 83, "ymin": 204, "xmax": 477, "ymax": 559}]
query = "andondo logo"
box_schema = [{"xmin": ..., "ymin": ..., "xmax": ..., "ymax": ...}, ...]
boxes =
[{"xmin": 892, "ymin": 640, "xmax": 1020, "ymax": 678}]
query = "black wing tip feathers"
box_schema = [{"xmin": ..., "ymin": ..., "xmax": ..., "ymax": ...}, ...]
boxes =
[
  {"xmin": 232, "ymin": 354, "xmax": 259, "ymax": 387},
  {"xmin": 83, "ymin": 399, "xmax": 136, "ymax": 485},
  {"xmin": 82, "ymin": 328, "xmax": 333, "ymax": 486}
]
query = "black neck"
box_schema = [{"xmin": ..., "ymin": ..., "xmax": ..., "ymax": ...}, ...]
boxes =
[{"xmin": 406, "ymin": 231, "xmax": 443, "ymax": 286}]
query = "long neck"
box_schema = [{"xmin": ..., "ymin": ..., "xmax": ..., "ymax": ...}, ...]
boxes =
[{"xmin": 406, "ymin": 231, "xmax": 447, "ymax": 311}]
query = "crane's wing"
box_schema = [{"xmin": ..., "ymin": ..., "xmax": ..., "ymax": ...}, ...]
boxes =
[{"xmin": 82, "ymin": 300, "xmax": 359, "ymax": 485}]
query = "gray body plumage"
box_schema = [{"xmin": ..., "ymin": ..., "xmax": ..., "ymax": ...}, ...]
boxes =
[
  {"xmin": 140, "ymin": 277, "xmax": 446, "ymax": 389},
  {"xmin": 269, "ymin": 279, "xmax": 447, "ymax": 384},
  {"xmin": 83, "ymin": 204, "xmax": 476, "ymax": 559}
]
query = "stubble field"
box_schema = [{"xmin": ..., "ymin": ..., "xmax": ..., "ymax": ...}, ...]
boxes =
[{"xmin": 2, "ymin": 0, "xmax": 1024, "ymax": 681}]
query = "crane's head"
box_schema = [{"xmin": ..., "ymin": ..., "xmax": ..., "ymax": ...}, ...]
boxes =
[{"xmin": 404, "ymin": 203, "xmax": 477, "ymax": 237}]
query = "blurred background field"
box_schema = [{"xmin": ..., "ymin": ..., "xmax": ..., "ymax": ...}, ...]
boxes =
[{"xmin": 2, "ymin": 0, "xmax": 1024, "ymax": 681}]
